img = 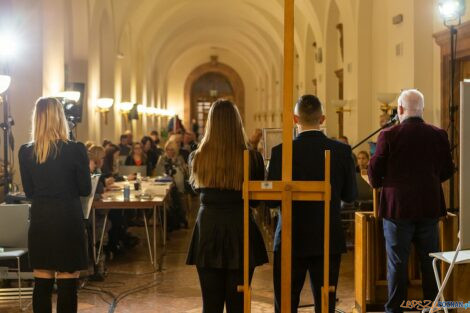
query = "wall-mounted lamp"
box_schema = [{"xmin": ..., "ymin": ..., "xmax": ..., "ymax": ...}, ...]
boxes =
[
  {"xmin": 0, "ymin": 75, "xmax": 11, "ymax": 94},
  {"xmin": 118, "ymin": 101, "xmax": 133, "ymax": 113},
  {"xmin": 137, "ymin": 104, "xmax": 145, "ymax": 115},
  {"xmin": 377, "ymin": 93, "xmax": 398, "ymax": 114},
  {"xmin": 56, "ymin": 91, "xmax": 81, "ymax": 102},
  {"xmin": 96, "ymin": 98, "xmax": 114, "ymax": 124}
]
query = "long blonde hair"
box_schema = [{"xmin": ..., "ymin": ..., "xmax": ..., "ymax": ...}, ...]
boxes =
[
  {"xmin": 190, "ymin": 99, "xmax": 248, "ymax": 190},
  {"xmin": 32, "ymin": 97, "xmax": 70, "ymax": 163}
]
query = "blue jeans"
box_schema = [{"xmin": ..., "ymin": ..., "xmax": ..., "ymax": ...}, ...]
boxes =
[{"xmin": 383, "ymin": 218, "xmax": 439, "ymax": 313}]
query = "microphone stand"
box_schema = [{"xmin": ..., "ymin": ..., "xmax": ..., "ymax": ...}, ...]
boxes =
[{"xmin": 352, "ymin": 115, "xmax": 398, "ymax": 151}]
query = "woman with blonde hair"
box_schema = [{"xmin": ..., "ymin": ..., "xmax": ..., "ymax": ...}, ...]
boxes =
[
  {"xmin": 186, "ymin": 99, "xmax": 268, "ymax": 313},
  {"xmin": 18, "ymin": 97, "xmax": 91, "ymax": 313}
]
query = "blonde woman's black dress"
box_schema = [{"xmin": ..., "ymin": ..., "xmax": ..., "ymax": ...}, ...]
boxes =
[{"xmin": 18, "ymin": 141, "xmax": 91, "ymax": 272}]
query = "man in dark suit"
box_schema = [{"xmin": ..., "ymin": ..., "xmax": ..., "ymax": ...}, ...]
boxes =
[
  {"xmin": 368, "ymin": 89, "xmax": 454, "ymax": 313},
  {"xmin": 268, "ymin": 94, "xmax": 357, "ymax": 313}
]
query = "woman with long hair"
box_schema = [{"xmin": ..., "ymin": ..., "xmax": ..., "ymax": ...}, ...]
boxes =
[
  {"xmin": 186, "ymin": 99, "xmax": 268, "ymax": 313},
  {"xmin": 18, "ymin": 97, "xmax": 91, "ymax": 313}
]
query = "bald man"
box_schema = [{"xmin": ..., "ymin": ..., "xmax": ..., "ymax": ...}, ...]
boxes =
[{"xmin": 368, "ymin": 89, "xmax": 454, "ymax": 313}]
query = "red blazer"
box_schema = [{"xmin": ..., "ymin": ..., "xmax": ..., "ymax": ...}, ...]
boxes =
[{"xmin": 368, "ymin": 117, "xmax": 454, "ymax": 219}]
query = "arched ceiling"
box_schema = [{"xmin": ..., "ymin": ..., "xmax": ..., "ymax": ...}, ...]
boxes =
[{"xmin": 87, "ymin": 0, "xmax": 342, "ymax": 86}]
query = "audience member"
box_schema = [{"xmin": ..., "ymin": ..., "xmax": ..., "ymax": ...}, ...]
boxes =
[
  {"xmin": 167, "ymin": 115, "xmax": 185, "ymax": 134},
  {"xmin": 141, "ymin": 136, "xmax": 160, "ymax": 175},
  {"xmin": 85, "ymin": 140, "xmax": 95, "ymax": 150},
  {"xmin": 338, "ymin": 135, "xmax": 349, "ymax": 145},
  {"xmin": 150, "ymin": 130, "xmax": 162, "ymax": 148},
  {"xmin": 118, "ymin": 134, "xmax": 131, "ymax": 156},
  {"xmin": 182, "ymin": 132, "xmax": 198, "ymax": 153},
  {"xmin": 186, "ymin": 99, "xmax": 268, "ymax": 313},
  {"xmin": 125, "ymin": 142, "xmax": 152, "ymax": 176},
  {"xmin": 124, "ymin": 130, "xmax": 133, "ymax": 146},
  {"xmin": 169, "ymin": 133, "xmax": 189, "ymax": 162},
  {"xmin": 102, "ymin": 139, "xmax": 112, "ymax": 149},
  {"xmin": 156, "ymin": 140, "xmax": 189, "ymax": 229},
  {"xmin": 356, "ymin": 150, "xmax": 370, "ymax": 173}
]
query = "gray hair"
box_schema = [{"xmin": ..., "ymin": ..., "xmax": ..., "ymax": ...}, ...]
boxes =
[{"xmin": 397, "ymin": 89, "xmax": 424, "ymax": 117}]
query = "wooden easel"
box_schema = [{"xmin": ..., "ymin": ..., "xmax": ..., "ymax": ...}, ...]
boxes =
[{"xmin": 236, "ymin": 1, "xmax": 334, "ymax": 312}]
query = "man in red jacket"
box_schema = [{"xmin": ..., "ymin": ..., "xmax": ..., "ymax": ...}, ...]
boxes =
[{"xmin": 368, "ymin": 89, "xmax": 454, "ymax": 313}]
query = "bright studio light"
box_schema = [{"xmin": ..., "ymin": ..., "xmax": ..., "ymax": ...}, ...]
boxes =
[
  {"xmin": 0, "ymin": 31, "xmax": 18, "ymax": 59},
  {"xmin": 0, "ymin": 75, "xmax": 11, "ymax": 94},
  {"xmin": 439, "ymin": 0, "xmax": 466, "ymax": 23}
]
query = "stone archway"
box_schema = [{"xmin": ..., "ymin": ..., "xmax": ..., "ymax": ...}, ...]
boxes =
[{"xmin": 183, "ymin": 58, "xmax": 245, "ymax": 128}]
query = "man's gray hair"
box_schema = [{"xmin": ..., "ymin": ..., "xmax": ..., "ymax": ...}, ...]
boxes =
[{"xmin": 397, "ymin": 89, "xmax": 424, "ymax": 116}]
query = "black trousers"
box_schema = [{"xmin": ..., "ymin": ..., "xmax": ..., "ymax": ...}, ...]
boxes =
[
  {"xmin": 196, "ymin": 267, "xmax": 254, "ymax": 313},
  {"xmin": 274, "ymin": 251, "xmax": 341, "ymax": 313}
]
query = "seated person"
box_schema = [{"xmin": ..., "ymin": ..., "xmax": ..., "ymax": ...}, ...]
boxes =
[
  {"xmin": 156, "ymin": 140, "xmax": 189, "ymax": 230},
  {"xmin": 118, "ymin": 134, "xmax": 131, "ymax": 156},
  {"xmin": 102, "ymin": 144, "xmax": 135, "ymax": 181},
  {"xmin": 356, "ymin": 150, "xmax": 370, "ymax": 173},
  {"xmin": 125, "ymin": 142, "xmax": 152, "ymax": 176},
  {"xmin": 141, "ymin": 137, "xmax": 161, "ymax": 176}
]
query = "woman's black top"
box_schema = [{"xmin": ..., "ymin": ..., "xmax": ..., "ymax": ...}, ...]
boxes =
[
  {"xmin": 19, "ymin": 141, "xmax": 91, "ymax": 199},
  {"xmin": 186, "ymin": 150, "xmax": 268, "ymax": 269},
  {"xmin": 18, "ymin": 140, "xmax": 91, "ymax": 272}
]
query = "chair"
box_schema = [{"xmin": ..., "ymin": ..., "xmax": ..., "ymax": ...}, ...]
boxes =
[
  {"xmin": 0, "ymin": 203, "xmax": 33, "ymax": 309},
  {"xmin": 429, "ymin": 245, "xmax": 470, "ymax": 313}
]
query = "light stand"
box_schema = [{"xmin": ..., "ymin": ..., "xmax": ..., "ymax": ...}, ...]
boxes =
[
  {"xmin": 448, "ymin": 25, "xmax": 458, "ymax": 212},
  {"xmin": 0, "ymin": 75, "xmax": 13, "ymax": 196}
]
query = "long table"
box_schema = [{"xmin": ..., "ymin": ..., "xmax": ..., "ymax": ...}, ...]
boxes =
[{"xmin": 91, "ymin": 181, "xmax": 172, "ymax": 270}]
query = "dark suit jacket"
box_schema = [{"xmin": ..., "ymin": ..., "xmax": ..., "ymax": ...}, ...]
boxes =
[
  {"xmin": 267, "ymin": 130, "xmax": 357, "ymax": 256},
  {"xmin": 368, "ymin": 117, "xmax": 454, "ymax": 219}
]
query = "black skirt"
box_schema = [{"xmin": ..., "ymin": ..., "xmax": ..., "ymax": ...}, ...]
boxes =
[
  {"xmin": 28, "ymin": 197, "xmax": 88, "ymax": 272},
  {"xmin": 186, "ymin": 189, "xmax": 268, "ymax": 270}
]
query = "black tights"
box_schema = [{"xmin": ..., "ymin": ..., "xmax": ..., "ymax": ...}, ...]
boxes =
[
  {"xmin": 196, "ymin": 267, "xmax": 254, "ymax": 313},
  {"xmin": 33, "ymin": 277, "xmax": 78, "ymax": 313}
]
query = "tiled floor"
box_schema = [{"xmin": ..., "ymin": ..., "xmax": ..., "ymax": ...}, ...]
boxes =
[{"xmin": 0, "ymin": 206, "xmax": 355, "ymax": 313}]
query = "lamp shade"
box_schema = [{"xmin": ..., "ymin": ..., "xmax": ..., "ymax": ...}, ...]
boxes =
[
  {"xmin": 96, "ymin": 98, "xmax": 114, "ymax": 110},
  {"xmin": 119, "ymin": 101, "xmax": 133, "ymax": 112},
  {"xmin": 439, "ymin": 0, "xmax": 466, "ymax": 22},
  {"xmin": 56, "ymin": 91, "xmax": 81, "ymax": 102},
  {"xmin": 137, "ymin": 104, "xmax": 146, "ymax": 114},
  {"xmin": 331, "ymin": 99, "xmax": 348, "ymax": 107},
  {"xmin": 0, "ymin": 75, "xmax": 11, "ymax": 94},
  {"xmin": 377, "ymin": 93, "xmax": 398, "ymax": 105}
]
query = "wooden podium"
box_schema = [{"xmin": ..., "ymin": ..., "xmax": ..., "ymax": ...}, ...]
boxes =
[{"xmin": 353, "ymin": 175, "xmax": 459, "ymax": 313}]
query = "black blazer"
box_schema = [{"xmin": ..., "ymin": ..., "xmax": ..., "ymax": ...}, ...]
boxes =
[
  {"xmin": 18, "ymin": 141, "xmax": 91, "ymax": 199},
  {"xmin": 267, "ymin": 130, "xmax": 357, "ymax": 256}
]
